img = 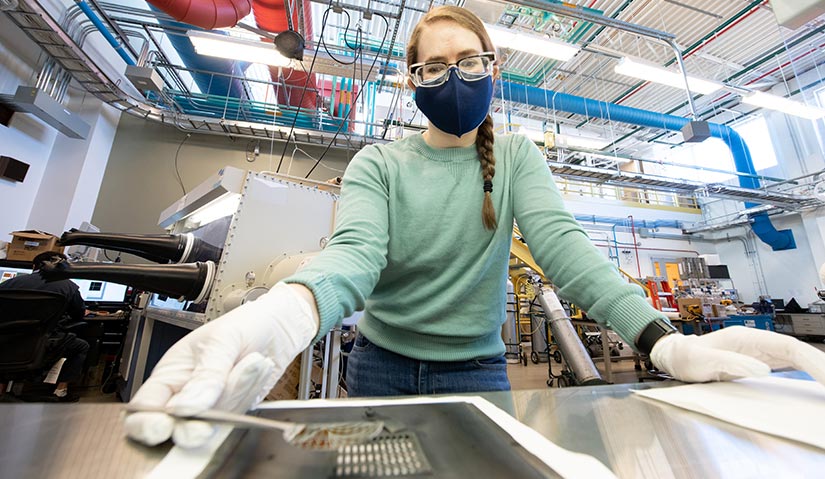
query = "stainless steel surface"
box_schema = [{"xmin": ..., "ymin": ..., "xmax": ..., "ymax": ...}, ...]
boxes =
[
  {"xmin": 0, "ymin": 403, "xmax": 169, "ymax": 479},
  {"xmin": 125, "ymin": 406, "xmax": 385, "ymax": 450},
  {"xmin": 538, "ymin": 288, "xmax": 602, "ymax": 384},
  {"xmin": 2, "ymin": 376, "xmax": 823, "ymax": 478},
  {"xmin": 500, "ymin": 376, "xmax": 825, "ymax": 479}
]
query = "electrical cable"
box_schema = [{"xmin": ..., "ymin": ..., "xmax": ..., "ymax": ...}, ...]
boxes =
[
  {"xmin": 173, "ymin": 133, "xmax": 191, "ymax": 195},
  {"xmin": 305, "ymin": 12, "xmax": 390, "ymax": 178},
  {"xmin": 276, "ymin": 1, "xmax": 335, "ymax": 173}
]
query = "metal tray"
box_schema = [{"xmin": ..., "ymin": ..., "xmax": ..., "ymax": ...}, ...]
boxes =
[{"xmin": 201, "ymin": 402, "xmax": 562, "ymax": 478}]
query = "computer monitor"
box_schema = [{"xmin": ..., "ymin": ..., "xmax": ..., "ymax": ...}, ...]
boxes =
[
  {"xmin": 65, "ymin": 221, "xmax": 101, "ymax": 262},
  {"xmin": 0, "ymin": 266, "xmax": 32, "ymax": 284},
  {"xmin": 71, "ymin": 279, "xmax": 129, "ymax": 304}
]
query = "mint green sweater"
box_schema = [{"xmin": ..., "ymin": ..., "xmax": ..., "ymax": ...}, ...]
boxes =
[{"xmin": 284, "ymin": 132, "xmax": 665, "ymax": 361}]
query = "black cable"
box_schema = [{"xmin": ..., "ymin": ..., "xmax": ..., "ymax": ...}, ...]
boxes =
[
  {"xmin": 276, "ymin": 1, "xmax": 335, "ymax": 173},
  {"xmin": 322, "ymin": 8, "xmax": 360, "ymax": 64},
  {"xmin": 173, "ymin": 133, "xmax": 191, "ymax": 195},
  {"xmin": 305, "ymin": 13, "xmax": 390, "ymax": 178}
]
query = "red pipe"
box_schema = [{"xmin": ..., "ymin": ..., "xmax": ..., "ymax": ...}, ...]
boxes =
[
  {"xmin": 252, "ymin": 0, "xmax": 318, "ymax": 109},
  {"xmin": 147, "ymin": 0, "xmax": 252, "ymax": 29}
]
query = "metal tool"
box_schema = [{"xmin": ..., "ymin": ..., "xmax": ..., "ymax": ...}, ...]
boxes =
[{"xmin": 125, "ymin": 406, "xmax": 385, "ymax": 450}]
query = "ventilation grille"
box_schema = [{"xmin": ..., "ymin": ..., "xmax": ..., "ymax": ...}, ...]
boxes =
[{"xmin": 334, "ymin": 432, "xmax": 431, "ymax": 477}]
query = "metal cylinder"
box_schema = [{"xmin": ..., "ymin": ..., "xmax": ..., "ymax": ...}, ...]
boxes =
[
  {"xmin": 537, "ymin": 287, "xmax": 602, "ymax": 384},
  {"xmin": 530, "ymin": 311, "xmax": 548, "ymax": 362},
  {"xmin": 501, "ymin": 280, "xmax": 520, "ymax": 357}
]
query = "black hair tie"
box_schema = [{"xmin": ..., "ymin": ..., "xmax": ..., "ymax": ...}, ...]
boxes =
[{"xmin": 483, "ymin": 180, "xmax": 493, "ymax": 193}]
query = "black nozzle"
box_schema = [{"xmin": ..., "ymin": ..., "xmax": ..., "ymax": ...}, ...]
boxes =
[
  {"xmin": 40, "ymin": 260, "xmax": 214, "ymax": 302},
  {"xmin": 59, "ymin": 230, "xmax": 221, "ymax": 264}
]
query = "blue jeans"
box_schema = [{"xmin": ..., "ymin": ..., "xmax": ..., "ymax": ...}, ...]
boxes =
[{"xmin": 346, "ymin": 332, "xmax": 511, "ymax": 397}]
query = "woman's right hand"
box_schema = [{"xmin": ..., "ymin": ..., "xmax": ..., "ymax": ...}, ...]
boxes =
[{"xmin": 123, "ymin": 283, "xmax": 319, "ymax": 448}]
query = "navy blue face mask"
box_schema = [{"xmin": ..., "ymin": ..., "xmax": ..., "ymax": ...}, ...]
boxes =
[{"xmin": 414, "ymin": 69, "xmax": 493, "ymax": 137}]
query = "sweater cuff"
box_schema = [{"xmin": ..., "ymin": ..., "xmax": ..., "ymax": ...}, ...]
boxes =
[
  {"xmin": 600, "ymin": 296, "xmax": 671, "ymax": 351},
  {"xmin": 283, "ymin": 271, "xmax": 342, "ymax": 343}
]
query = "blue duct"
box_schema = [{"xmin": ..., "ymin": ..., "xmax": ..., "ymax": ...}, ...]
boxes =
[
  {"xmin": 148, "ymin": 7, "xmax": 247, "ymax": 98},
  {"xmin": 498, "ymin": 81, "xmax": 796, "ymax": 251}
]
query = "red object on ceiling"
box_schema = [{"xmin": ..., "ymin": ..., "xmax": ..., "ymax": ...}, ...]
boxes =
[
  {"xmin": 252, "ymin": 0, "xmax": 318, "ymax": 109},
  {"xmin": 146, "ymin": 0, "xmax": 253, "ymax": 29}
]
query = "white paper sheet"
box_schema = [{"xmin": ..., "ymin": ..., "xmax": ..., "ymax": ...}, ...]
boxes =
[
  {"xmin": 633, "ymin": 377, "xmax": 825, "ymax": 450},
  {"xmin": 148, "ymin": 395, "xmax": 616, "ymax": 479}
]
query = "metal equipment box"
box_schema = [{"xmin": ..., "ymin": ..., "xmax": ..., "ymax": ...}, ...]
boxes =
[{"xmin": 723, "ymin": 314, "xmax": 774, "ymax": 331}]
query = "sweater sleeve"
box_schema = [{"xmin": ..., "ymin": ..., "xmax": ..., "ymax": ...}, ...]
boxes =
[
  {"xmin": 510, "ymin": 135, "xmax": 667, "ymax": 349},
  {"xmin": 283, "ymin": 146, "xmax": 390, "ymax": 342}
]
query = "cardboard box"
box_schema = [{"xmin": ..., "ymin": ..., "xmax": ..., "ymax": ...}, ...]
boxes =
[
  {"xmin": 676, "ymin": 298, "xmax": 702, "ymax": 317},
  {"xmin": 6, "ymin": 230, "xmax": 63, "ymax": 263},
  {"xmin": 264, "ymin": 356, "xmax": 327, "ymax": 401}
]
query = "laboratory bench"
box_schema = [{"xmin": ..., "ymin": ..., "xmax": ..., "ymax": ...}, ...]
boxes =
[{"xmin": 0, "ymin": 374, "xmax": 821, "ymax": 478}]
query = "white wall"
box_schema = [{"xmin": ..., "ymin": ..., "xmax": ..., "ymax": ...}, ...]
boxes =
[
  {"xmin": 0, "ymin": 13, "xmax": 59, "ymax": 239},
  {"xmin": 92, "ymin": 114, "xmax": 352, "ymax": 235},
  {"xmin": 0, "ymin": 1, "xmax": 123, "ymax": 242}
]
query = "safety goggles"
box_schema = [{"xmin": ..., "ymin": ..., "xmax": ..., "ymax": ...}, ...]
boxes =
[{"xmin": 408, "ymin": 52, "xmax": 496, "ymax": 88}]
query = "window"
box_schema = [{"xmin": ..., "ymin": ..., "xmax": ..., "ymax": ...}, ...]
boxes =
[{"xmin": 661, "ymin": 115, "xmax": 778, "ymax": 183}]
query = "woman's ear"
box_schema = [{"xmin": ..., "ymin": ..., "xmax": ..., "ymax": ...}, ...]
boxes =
[
  {"xmin": 493, "ymin": 64, "xmax": 500, "ymax": 81},
  {"xmin": 407, "ymin": 75, "xmax": 416, "ymax": 91}
]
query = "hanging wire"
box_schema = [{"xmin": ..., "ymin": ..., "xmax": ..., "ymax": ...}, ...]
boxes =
[
  {"xmin": 306, "ymin": 12, "xmax": 391, "ymax": 177},
  {"xmin": 276, "ymin": 0, "xmax": 336, "ymax": 173}
]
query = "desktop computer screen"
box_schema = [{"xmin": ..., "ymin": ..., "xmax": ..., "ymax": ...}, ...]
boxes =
[
  {"xmin": 0, "ymin": 266, "xmax": 32, "ymax": 283},
  {"xmin": 72, "ymin": 279, "xmax": 129, "ymax": 303},
  {"xmin": 1, "ymin": 266, "xmax": 129, "ymax": 304}
]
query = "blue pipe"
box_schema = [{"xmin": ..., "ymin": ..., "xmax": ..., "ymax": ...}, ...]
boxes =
[
  {"xmin": 573, "ymin": 214, "xmax": 682, "ymax": 229},
  {"xmin": 610, "ymin": 223, "xmax": 621, "ymax": 267},
  {"xmin": 147, "ymin": 6, "xmax": 246, "ymax": 98},
  {"xmin": 499, "ymin": 81, "xmax": 796, "ymax": 251},
  {"xmin": 76, "ymin": 1, "xmax": 135, "ymax": 66}
]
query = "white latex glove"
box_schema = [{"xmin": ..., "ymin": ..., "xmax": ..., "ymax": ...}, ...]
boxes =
[
  {"xmin": 650, "ymin": 326, "xmax": 825, "ymax": 384},
  {"xmin": 123, "ymin": 282, "xmax": 318, "ymax": 448}
]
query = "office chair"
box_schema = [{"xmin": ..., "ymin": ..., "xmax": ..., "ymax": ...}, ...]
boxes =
[{"xmin": 0, "ymin": 290, "xmax": 68, "ymax": 382}]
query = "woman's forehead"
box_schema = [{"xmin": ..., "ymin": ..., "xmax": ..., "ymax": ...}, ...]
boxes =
[{"xmin": 415, "ymin": 21, "xmax": 484, "ymax": 62}]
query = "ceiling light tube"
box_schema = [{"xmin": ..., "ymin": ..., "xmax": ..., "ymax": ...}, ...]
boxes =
[
  {"xmin": 614, "ymin": 57, "xmax": 721, "ymax": 95},
  {"xmin": 485, "ymin": 24, "xmax": 579, "ymax": 62},
  {"xmin": 188, "ymin": 30, "xmax": 292, "ymax": 67},
  {"xmin": 740, "ymin": 90, "xmax": 825, "ymax": 120}
]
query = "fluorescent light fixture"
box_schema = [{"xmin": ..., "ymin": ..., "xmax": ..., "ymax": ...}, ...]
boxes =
[
  {"xmin": 521, "ymin": 128, "xmax": 613, "ymax": 150},
  {"xmin": 485, "ymin": 24, "xmax": 579, "ymax": 62},
  {"xmin": 188, "ymin": 193, "xmax": 241, "ymax": 226},
  {"xmin": 557, "ymin": 134, "xmax": 612, "ymax": 150},
  {"xmin": 188, "ymin": 30, "xmax": 292, "ymax": 67},
  {"xmin": 740, "ymin": 90, "xmax": 825, "ymax": 120},
  {"xmin": 519, "ymin": 127, "xmax": 546, "ymax": 144},
  {"xmin": 614, "ymin": 57, "xmax": 722, "ymax": 95}
]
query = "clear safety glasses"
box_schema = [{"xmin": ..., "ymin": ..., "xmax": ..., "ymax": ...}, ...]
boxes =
[{"xmin": 408, "ymin": 52, "xmax": 496, "ymax": 88}]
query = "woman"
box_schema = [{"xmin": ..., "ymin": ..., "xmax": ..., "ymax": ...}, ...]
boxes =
[{"xmin": 126, "ymin": 6, "xmax": 825, "ymax": 447}]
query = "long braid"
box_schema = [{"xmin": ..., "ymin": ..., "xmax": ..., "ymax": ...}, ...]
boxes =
[{"xmin": 475, "ymin": 114, "xmax": 497, "ymax": 230}]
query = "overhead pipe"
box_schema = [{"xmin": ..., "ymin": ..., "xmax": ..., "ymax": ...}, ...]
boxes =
[
  {"xmin": 252, "ymin": 0, "xmax": 318, "ymax": 109},
  {"xmin": 146, "ymin": 0, "xmax": 253, "ymax": 30},
  {"xmin": 498, "ymin": 81, "xmax": 796, "ymax": 251},
  {"xmin": 75, "ymin": 0, "xmax": 136, "ymax": 66},
  {"xmin": 147, "ymin": 6, "xmax": 247, "ymax": 98}
]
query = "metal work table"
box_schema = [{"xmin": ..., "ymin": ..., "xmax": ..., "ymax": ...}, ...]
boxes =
[{"xmin": 1, "ymin": 378, "xmax": 822, "ymax": 478}]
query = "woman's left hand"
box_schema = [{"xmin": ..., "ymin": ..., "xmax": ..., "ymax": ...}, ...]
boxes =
[{"xmin": 650, "ymin": 326, "xmax": 825, "ymax": 384}]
